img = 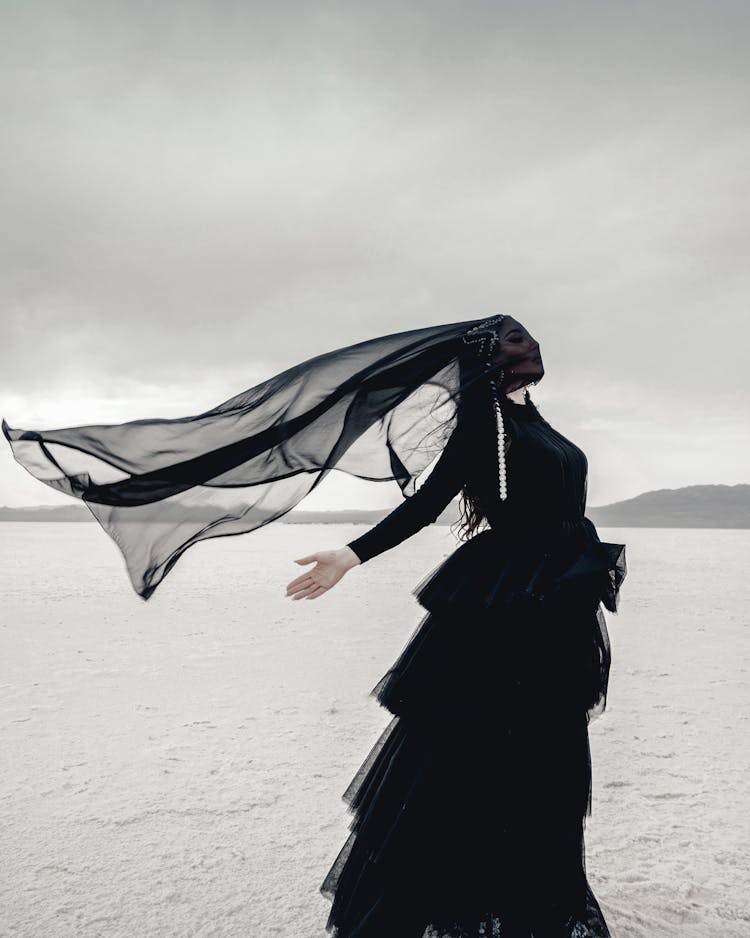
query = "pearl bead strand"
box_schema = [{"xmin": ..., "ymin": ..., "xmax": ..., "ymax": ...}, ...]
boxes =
[{"xmin": 489, "ymin": 375, "xmax": 508, "ymax": 500}]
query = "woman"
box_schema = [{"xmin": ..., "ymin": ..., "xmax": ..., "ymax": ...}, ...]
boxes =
[
  {"xmin": 3, "ymin": 313, "xmax": 625, "ymax": 937},
  {"xmin": 288, "ymin": 317, "xmax": 627, "ymax": 938}
]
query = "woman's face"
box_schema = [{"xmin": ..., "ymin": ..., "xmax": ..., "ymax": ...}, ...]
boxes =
[{"xmin": 491, "ymin": 317, "xmax": 544, "ymax": 392}]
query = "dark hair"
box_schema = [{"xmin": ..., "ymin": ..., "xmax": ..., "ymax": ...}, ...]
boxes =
[{"xmin": 454, "ymin": 484, "xmax": 489, "ymax": 541}]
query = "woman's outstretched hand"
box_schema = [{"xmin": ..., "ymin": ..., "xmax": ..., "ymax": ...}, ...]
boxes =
[{"xmin": 286, "ymin": 546, "xmax": 362, "ymax": 601}]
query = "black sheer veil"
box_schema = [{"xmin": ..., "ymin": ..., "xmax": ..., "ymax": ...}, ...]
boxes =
[{"xmin": 3, "ymin": 315, "xmax": 503, "ymax": 601}]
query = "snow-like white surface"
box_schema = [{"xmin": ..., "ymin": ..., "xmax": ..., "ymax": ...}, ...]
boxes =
[{"xmin": 0, "ymin": 522, "xmax": 748, "ymax": 937}]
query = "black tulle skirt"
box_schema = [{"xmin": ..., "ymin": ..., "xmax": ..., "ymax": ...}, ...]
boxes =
[{"xmin": 321, "ymin": 519, "xmax": 627, "ymax": 938}]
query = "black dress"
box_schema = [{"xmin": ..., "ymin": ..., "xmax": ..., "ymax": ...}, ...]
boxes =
[{"xmin": 320, "ymin": 396, "xmax": 627, "ymax": 938}]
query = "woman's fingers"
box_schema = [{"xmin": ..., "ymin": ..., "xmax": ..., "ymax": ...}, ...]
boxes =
[
  {"xmin": 287, "ymin": 564, "xmax": 334, "ymax": 592},
  {"xmin": 304, "ymin": 586, "xmax": 328, "ymax": 600},
  {"xmin": 286, "ymin": 550, "xmax": 345, "ymax": 600},
  {"xmin": 286, "ymin": 576, "xmax": 316, "ymax": 598},
  {"xmin": 287, "ymin": 571, "xmax": 316, "ymax": 593},
  {"xmin": 291, "ymin": 581, "xmax": 326, "ymax": 600},
  {"xmin": 286, "ymin": 555, "xmax": 322, "ymax": 593}
]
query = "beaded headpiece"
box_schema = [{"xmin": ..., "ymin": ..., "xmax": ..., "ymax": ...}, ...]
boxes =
[{"xmin": 460, "ymin": 313, "xmax": 507, "ymax": 363}]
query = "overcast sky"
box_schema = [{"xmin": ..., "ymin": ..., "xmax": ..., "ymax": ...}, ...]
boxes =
[{"xmin": 1, "ymin": 0, "xmax": 748, "ymax": 511}]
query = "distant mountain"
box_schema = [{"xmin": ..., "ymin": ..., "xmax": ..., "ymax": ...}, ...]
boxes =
[
  {"xmin": 0, "ymin": 505, "xmax": 402, "ymax": 524},
  {"xmin": 0, "ymin": 505, "xmax": 395, "ymax": 524},
  {"xmin": 586, "ymin": 484, "xmax": 750, "ymax": 528},
  {"xmin": 0, "ymin": 505, "xmax": 94, "ymax": 522},
  {"xmin": 1, "ymin": 483, "xmax": 749, "ymax": 527}
]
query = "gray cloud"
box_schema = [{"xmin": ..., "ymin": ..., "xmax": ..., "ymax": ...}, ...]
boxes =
[{"xmin": 1, "ymin": 0, "xmax": 748, "ymax": 507}]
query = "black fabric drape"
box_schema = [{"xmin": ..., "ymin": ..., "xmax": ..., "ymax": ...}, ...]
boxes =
[{"xmin": 3, "ymin": 316, "xmax": 500, "ymax": 600}]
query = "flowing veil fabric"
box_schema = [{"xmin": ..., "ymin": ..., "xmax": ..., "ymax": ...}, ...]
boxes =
[{"xmin": 3, "ymin": 316, "xmax": 498, "ymax": 600}]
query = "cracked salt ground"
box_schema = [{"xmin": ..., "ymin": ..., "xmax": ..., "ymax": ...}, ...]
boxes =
[{"xmin": 0, "ymin": 523, "xmax": 748, "ymax": 937}]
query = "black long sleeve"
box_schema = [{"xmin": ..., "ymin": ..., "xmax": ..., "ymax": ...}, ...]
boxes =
[{"xmin": 346, "ymin": 421, "xmax": 467, "ymax": 564}]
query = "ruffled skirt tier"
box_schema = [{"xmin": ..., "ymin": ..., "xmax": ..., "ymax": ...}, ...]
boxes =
[{"xmin": 321, "ymin": 518, "xmax": 626, "ymax": 938}]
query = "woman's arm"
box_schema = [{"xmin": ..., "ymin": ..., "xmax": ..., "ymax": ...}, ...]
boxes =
[
  {"xmin": 285, "ymin": 421, "xmax": 467, "ymax": 601},
  {"xmin": 346, "ymin": 420, "xmax": 467, "ymax": 564}
]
